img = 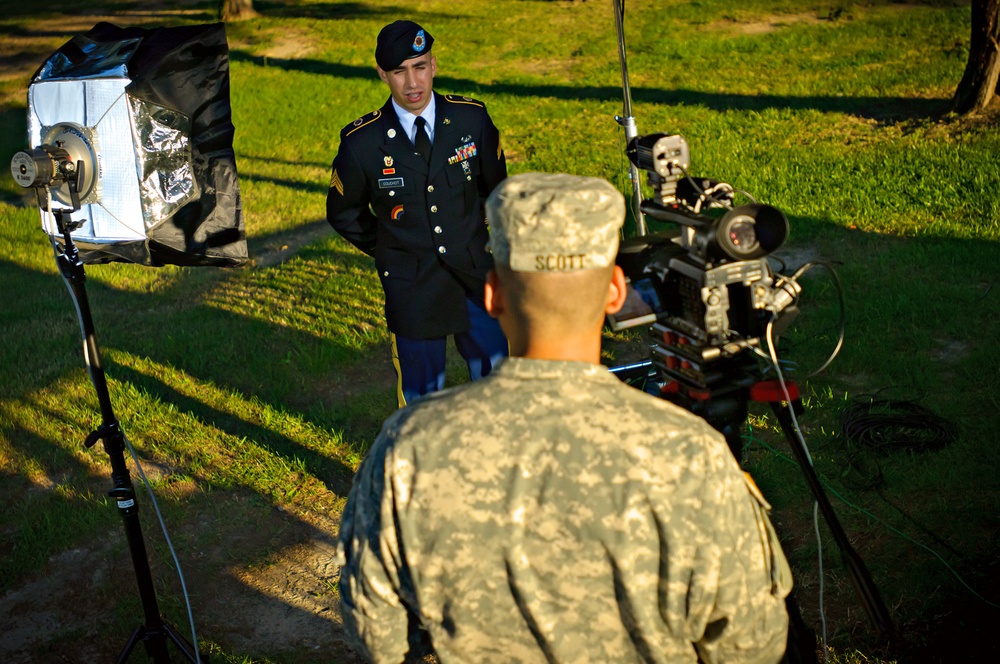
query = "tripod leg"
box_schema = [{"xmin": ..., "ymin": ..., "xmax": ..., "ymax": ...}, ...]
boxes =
[
  {"xmin": 163, "ymin": 620, "xmax": 200, "ymax": 662},
  {"xmin": 769, "ymin": 399, "xmax": 896, "ymax": 641},
  {"xmin": 116, "ymin": 627, "xmax": 143, "ymax": 664}
]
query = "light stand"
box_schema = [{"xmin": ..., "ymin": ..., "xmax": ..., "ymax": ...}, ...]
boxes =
[
  {"xmin": 49, "ymin": 191, "xmax": 198, "ymax": 663},
  {"xmin": 612, "ymin": 0, "xmax": 647, "ymax": 236},
  {"xmin": 606, "ymin": 2, "xmax": 895, "ymax": 644}
]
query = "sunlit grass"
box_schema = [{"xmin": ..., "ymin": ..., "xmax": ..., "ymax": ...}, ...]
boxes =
[{"xmin": 1, "ymin": 1, "xmax": 997, "ymax": 661}]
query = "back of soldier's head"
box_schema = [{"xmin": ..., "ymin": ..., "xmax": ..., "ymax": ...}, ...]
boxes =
[{"xmin": 486, "ymin": 173, "xmax": 625, "ymax": 330}]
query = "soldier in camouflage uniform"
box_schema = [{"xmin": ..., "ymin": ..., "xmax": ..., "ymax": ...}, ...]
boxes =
[{"xmin": 337, "ymin": 173, "xmax": 792, "ymax": 663}]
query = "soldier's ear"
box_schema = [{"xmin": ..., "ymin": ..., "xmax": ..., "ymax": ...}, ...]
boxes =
[
  {"xmin": 604, "ymin": 266, "xmax": 627, "ymax": 315},
  {"xmin": 376, "ymin": 66, "xmax": 388, "ymax": 83},
  {"xmin": 484, "ymin": 270, "xmax": 503, "ymax": 318}
]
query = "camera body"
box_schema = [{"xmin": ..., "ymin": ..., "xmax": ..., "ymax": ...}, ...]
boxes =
[{"xmin": 613, "ymin": 134, "xmax": 801, "ymax": 402}]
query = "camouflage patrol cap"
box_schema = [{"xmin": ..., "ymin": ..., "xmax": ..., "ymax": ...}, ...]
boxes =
[
  {"xmin": 486, "ymin": 173, "xmax": 625, "ymax": 272},
  {"xmin": 375, "ymin": 20, "xmax": 434, "ymax": 71}
]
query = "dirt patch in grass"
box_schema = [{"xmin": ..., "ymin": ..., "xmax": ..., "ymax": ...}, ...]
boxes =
[
  {"xmin": 256, "ymin": 28, "xmax": 317, "ymax": 61},
  {"xmin": 722, "ymin": 12, "xmax": 826, "ymax": 36},
  {"xmin": 0, "ymin": 5, "xmax": 320, "ymax": 110},
  {"xmin": 0, "ymin": 6, "xmax": 211, "ymax": 108},
  {"xmin": 251, "ymin": 219, "xmax": 333, "ymax": 268},
  {"xmin": 0, "ymin": 487, "xmax": 361, "ymax": 663}
]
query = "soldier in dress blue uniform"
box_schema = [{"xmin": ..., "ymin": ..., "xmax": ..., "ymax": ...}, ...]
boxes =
[{"xmin": 327, "ymin": 20, "xmax": 509, "ymax": 407}]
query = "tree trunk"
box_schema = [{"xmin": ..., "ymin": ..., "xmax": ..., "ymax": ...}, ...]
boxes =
[
  {"xmin": 952, "ymin": 0, "xmax": 1000, "ymax": 115},
  {"xmin": 220, "ymin": 0, "xmax": 260, "ymax": 22}
]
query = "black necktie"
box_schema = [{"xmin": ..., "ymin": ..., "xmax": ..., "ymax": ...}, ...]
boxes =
[{"xmin": 413, "ymin": 116, "xmax": 432, "ymax": 164}]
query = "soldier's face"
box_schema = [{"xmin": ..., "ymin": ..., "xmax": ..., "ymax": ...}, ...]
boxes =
[{"xmin": 378, "ymin": 53, "xmax": 436, "ymax": 114}]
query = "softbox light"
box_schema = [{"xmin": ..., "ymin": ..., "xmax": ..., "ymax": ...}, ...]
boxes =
[{"xmin": 19, "ymin": 21, "xmax": 247, "ymax": 266}]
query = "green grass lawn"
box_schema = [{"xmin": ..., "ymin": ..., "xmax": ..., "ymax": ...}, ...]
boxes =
[{"xmin": 1, "ymin": 1, "xmax": 998, "ymax": 662}]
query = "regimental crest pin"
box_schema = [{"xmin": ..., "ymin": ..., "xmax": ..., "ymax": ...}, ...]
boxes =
[
  {"xmin": 443, "ymin": 118, "xmax": 451, "ymax": 125},
  {"xmin": 384, "ymin": 156, "xmax": 393, "ymax": 167},
  {"xmin": 413, "ymin": 30, "xmax": 426, "ymax": 52}
]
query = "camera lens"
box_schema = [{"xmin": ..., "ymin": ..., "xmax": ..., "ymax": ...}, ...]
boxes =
[
  {"xmin": 718, "ymin": 213, "xmax": 760, "ymax": 259},
  {"xmin": 727, "ymin": 217, "xmax": 758, "ymax": 254},
  {"xmin": 714, "ymin": 204, "xmax": 788, "ymax": 261}
]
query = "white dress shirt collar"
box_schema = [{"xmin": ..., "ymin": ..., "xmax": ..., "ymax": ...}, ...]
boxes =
[{"xmin": 391, "ymin": 94, "xmax": 436, "ymax": 144}]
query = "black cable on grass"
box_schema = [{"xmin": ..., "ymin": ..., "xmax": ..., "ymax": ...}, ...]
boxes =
[
  {"xmin": 838, "ymin": 392, "xmax": 957, "ymax": 492},
  {"xmin": 840, "ymin": 394, "xmax": 958, "ymax": 456},
  {"xmin": 744, "ymin": 426, "xmax": 1000, "ymax": 611}
]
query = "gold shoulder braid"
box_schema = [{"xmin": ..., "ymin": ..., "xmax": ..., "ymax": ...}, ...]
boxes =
[
  {"xmin": 344, "ymin": 109, "xmax": 382, "ymax": 137},
  {"xmin": 444, "ymin": 94, "xmax": 484, "ymax": 108}
]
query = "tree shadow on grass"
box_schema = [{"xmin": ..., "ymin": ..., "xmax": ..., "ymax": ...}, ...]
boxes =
[
  {"xmin": 240, "ymin": 171, "xmax": 330, "ymax": 194},
  {"xmin": 229, "ymin": 52, "xmax": 951, "ymax": 124},
  {"xmin": 105, "ymin": 360, "xmax": 355, "ymax": 496},
  {"xmin": 254, "ymin": 0, "xmax": 460, "ymax": 21},
  {"xmin": 0, "ymin": 235, "xmax": 384, "ymax": 659},
  {"xmin": 0, "ymin": 221, "xmax": 389, "ymax": 484}
]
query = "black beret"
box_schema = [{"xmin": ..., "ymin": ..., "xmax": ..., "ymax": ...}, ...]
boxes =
[{"xmin": 375, "ymin": 20, "xmax": 434, "ymax": 71}]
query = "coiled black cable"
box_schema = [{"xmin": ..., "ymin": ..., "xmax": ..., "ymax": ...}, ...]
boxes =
[
  {"xmin": 841, "ymin": 394, "xmax": 957, "ymax": 455},
  {"xmin": 839, "ymin": 393, "xmax": 957, "ymax": 491}
]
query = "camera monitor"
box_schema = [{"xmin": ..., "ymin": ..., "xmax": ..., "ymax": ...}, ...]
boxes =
[{"xmin": 14, "ymin": 22, "xmax": 246, "ymax": 267}]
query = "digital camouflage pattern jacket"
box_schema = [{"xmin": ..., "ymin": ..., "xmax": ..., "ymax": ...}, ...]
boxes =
[{"xmin": 337, "ymin": 357, "xmax": 792, "ymax": 663}]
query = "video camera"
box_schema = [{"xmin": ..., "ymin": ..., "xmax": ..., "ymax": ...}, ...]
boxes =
[{"xmin": 610, "ymin": 133, "xmax": 804, "ymax": 455}]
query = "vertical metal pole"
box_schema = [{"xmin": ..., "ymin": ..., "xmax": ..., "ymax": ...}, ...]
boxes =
[{"xmin": 613, "ymin": 0, "xmax": 647, "ymax": 236}]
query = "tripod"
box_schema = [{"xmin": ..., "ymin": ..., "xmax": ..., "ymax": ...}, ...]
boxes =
[{"xmin": 52, "ymin": 209, "xmax": 199, "ymax": 663}]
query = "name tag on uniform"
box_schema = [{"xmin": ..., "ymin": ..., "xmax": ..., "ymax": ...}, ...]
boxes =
[{"xmin": 378, "ymin": 177, "xmax": 404, "ymax": 189}]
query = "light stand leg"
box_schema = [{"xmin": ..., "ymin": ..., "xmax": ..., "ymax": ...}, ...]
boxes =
[{"xmin": 55, "ymin": 214, "xmax": 198, "ymax": 663}]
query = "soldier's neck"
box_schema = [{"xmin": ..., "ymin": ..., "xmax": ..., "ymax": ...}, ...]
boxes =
[{"xmin": 514, "ymin": 335, "xmax": 602, "ymax": 365}]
